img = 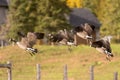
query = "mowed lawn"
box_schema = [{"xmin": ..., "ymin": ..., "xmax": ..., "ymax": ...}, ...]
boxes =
[{"xmin": 0, "ymin": 44, "xmax": 120, "ymax": 80}]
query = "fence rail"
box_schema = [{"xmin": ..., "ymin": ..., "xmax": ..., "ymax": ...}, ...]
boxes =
[
  {"xmin": 0, "ymin": 61, "xmax": 12, "ymax": 80},
  {"xmin": 0, "ymin": 62, "xmax": 119, "ymax": 80}
]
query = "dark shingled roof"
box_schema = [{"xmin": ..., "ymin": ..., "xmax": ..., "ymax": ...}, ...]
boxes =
[
  {"xmin": 0, "ymin": 0, "xmax": 8, "ymax": 7},
  {"xmin": 69, "ymin": 8, "xmax": 101, "ymax": 28}
]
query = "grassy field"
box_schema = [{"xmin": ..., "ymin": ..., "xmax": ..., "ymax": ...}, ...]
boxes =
[{"xmin": 0, "ymin": 44, "xmax": 120, "ymax": 80}]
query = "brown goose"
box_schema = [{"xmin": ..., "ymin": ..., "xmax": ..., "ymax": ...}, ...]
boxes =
[
  {"xmin": 74, "ymin": 23, "xmax": 95, "ymax": 40},
  {"xmin": 91, "ymin": 37, "xmax": 114, "ymax": 61},
  {"xmin": 48, "ymin": 29, "xmax": 74, "ymax": 45},
  {"xmin": 10, "ymin": 32, "xmax": 44, "ymax": 55}
]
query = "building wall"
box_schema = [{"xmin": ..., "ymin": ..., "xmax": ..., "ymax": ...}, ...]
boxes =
[
  {"xmin": 0, "ymin": 6, "xmax": 9, "ymax": 47},
  {"xmin": 0, "ymin": 7, "xmax": 8, "ymax": 25}
]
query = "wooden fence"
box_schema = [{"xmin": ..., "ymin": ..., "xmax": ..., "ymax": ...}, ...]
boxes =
[
  {"xmin": 0, "ymin": 62, "xmax": 119, "ymax": 80},
  {"xmin": 36, "ymin": 64, "xmax": 118, "ymax": 80},
  {"xmin": 0, "ymin": 61, "xmax": 12, "ymax": 80}
]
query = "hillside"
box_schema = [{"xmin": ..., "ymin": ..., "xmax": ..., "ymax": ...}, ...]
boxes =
[{"xmin": 0, "ymin": 44, "xmax": 120, "ymax": 80}]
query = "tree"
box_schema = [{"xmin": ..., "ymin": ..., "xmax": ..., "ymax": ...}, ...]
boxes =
[
  {"xmin": 83, "ymin": 0, "xmax": 120, "ymax": 42},
  {"xmin": 8, "ymin": 0, "xmax": 71, "ymax": 39},
  {"xmin": 66, "ymin": 0, "xmax": 83, "ymax": 8},
  {"xmin": 82, "ymin": 0, "xmax": 101, "ymax": 15},
  {"xmin": 35, "ymin": 0, "xmax": 71, "ymax": 33},
  {"xmin": 98, "ymin": 0, "xmax": 120, "ymax": 37},
  {"xmin": 8, "ymin": 0, "xmax": 38, "ymax": 39}
]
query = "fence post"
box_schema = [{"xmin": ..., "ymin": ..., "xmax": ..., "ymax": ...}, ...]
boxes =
[
  {"xmin": 7, "ymin": 61, "xmax": 12, "ymax": 80},
  {"xmin": 1, "ymin": 40, "xmax": 4, "ymax": 48},
  {"xmin": 90, "ymin": 65, "xmax": 94, "ymax": 80},
  {"xmin": 63, "ymin": 64, "xmax": 68, "ymax": 80},
  {"xmin": 37, "ymin": 64, "xmax": 40, "ymax": 80},
  {"xmin": 114, "ymin": 72, "xmax": 118, "ymax": 80}
]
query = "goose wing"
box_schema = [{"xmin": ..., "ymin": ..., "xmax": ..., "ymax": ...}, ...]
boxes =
[
  {"xmin": 27, "ymin": 32, "xmax": 37, "ymax": 46},
  {"xmin": 91, "ymin": 40, "xmax": 104, "ymax": 48},
  {"xmin": 74, "ymin": 25, "xmax": 89, "ymax": 39},
  {"xmin": 17, "ymin": 32, "xmax": 26, "ymax": 37},
  {"xmin": 74, "ymin": 25, "xmax": 84, "ymax": 33},
  {"xmin": 19, "ymin": 37, "xmax": 31, "ymax": 48},
  {"xmin": 34, "ymin": 32, "xmax": 44, "ymax": 39},
  {"xmin": 92, "ymin": 39, "xmax": 112, "ymax": 53},
  {"xmin": 102, "ymin": 40, "xmax": 112, "ymax": 53},
  {"xmin": 67, "ymin": 30, "xmax": 74, "ymax": 42},
  {"xmin": 58, "ymin": 29, "xmax": 68, "ymax": 39},
  {"xmin": 83, "ymin": 23, "xmax": 95, "ymax": 36}
]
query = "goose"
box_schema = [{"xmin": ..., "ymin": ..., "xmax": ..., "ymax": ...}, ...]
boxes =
[
  {"xmin": 48, "ymin": 33, "xmax": 64, "ymax": 45},
  {"xmin": 48, "ymin": 29, "xmax": 74, "ymax": 45},
  {"xmin": 10, "ymin": 32, "xmax": 44, "ymax": 55},
  {"xmin": 48, "ymin": 29, "xmax": 75, "ymax": 52},
  {"xmin": 91, "ymin": 37, "xmax": 114, "ymax": 61},
  {"xmin": 73, "ymin": 23, "xmax": 95, "ymax": 45}
]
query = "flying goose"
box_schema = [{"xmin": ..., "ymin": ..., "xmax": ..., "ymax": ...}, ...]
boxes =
[
  {"xmin": 91, "ymin": 37, "xmax": 114, "ymax": 61},
  {"xmin": 10, "ymin": 32, "xmax": 44, "ymax": 55},
  {"xmin": 74, "ymin": 23, "xmax": 95, "ymax": 39},
  {"xmin": 73, "ymin": 23, "xmax": 95, "ymax": 45},
  {"xmin": 48, "ymin": 29, "xmax": 74, "ymax": 45}
]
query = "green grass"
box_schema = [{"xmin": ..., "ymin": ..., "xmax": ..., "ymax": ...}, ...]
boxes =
[{"xmin": 0, "ymin": 44, "xmax": 120, "ymax": 80}]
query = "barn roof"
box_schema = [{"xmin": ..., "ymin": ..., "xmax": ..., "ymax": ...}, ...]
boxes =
[
  {"xmin": 0, "ymin": 0, "xmax": 8, "ymax": 7},
  {"xmin": 69, "ymin": 8, "xmax": 101, "ymax": 28}
]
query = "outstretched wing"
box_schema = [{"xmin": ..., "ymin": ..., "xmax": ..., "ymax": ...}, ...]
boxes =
[
  {"xmin": 83, "ymin": 23, "xmax": 95, "ymax": 36},
  {"xmin": 20, "ymin": 37, "xmax": 30, "ymax": 48},
  {"xmin": 34, "ymin": 32, "xmax": 44, "ymax": 39},
  {"xmin": 92, "ymin": 39, "xmax": 112, "ymax": 53},
  {"xmin": 74, "ymin": 25, "xmax": 84, "ymax": 33},
  {"xmin": 91, "ymin": 40, "xmax": 104, "ymax": 48},
  {"xmin": 27, "ymin": 32, "xmax": 37, "ymax": 46},
  {"xmin": 17, "ymin": 32, "xmax": 26, "ymax": 37},
  {"xmin": 103, "ymin": 40, "xmax": 112, "ymax": 53},
  {"xmin": 58, "ymin": 29, "xmax": 69, "ymax": 39}
]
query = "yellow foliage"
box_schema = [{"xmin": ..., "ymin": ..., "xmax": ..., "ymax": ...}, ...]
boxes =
[{"xmin": 66, "ymin": 0, "xmax": 83, "ymax": 8}]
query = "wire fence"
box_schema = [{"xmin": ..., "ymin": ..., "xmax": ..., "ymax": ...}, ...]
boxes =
[{"xmin": 0, "ymin": 62, "xmax": 119, "ymax": 80}]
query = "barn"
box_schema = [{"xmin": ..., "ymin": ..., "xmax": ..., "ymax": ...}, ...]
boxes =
[
  {"xmin": 0, "ymin": 0, "xmax": 9, "ymax": 26},
  {"xmin": 0, "ymin": 0, "xmax": 9, "ymax": 47},
  {"xmin": 69, "ymin": 8, "xmax": 101, "ymax": 45}
]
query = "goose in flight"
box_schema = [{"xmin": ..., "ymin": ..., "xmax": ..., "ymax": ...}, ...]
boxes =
[
  {"xmin": 48, "ymin": 29, "xmax": 74, "ymax": 45},
  {"xmin": 91, "ymin": 37, "xmax": 114, "ymax": 61},
  {"xmin": 10, "ymin": 32, "xmax": 44, "ymax": 55},
  {"xmin": 74, "ymin": 23, "xmax": 95, "ymax": 40},
  {"xmin": 73, "ymin": 23, "xmax": 95, "ymax": 45}
]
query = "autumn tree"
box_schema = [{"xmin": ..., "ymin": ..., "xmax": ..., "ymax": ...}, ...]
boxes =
[
  {"xmin": 66, "ymin": 0, "xmax": 83, "ymax": 8},
  {"xmin": 99, "ymin": 0, "xmax": 120, "ymax": 42}
]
